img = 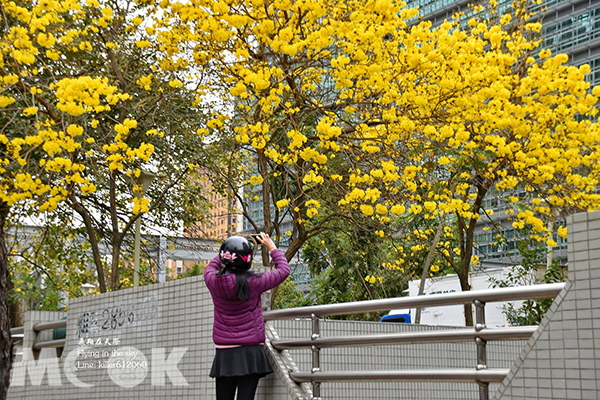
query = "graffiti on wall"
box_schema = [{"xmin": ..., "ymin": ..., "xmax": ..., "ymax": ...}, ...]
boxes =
[{"xmin": 76, "ymin": 296, "xmax": 159, "ymax": 338}]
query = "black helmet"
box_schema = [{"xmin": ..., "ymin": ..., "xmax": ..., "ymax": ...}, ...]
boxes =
[{"xmin": 219, "ymin": 236, "xmax": 255, "ymax": 271}]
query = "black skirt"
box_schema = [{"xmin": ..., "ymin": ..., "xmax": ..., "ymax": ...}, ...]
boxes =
[{"xmin": 209, "ymin": 345, "xmax": 274, "ymax": 378}]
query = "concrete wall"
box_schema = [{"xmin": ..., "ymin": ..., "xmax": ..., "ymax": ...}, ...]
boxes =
[{"xmin": 493, "ymin": 210, "xmax": 600, "ymax": 400}]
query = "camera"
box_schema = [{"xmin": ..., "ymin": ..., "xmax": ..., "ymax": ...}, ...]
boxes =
[{"xmin": 250, "ymin": 234, "xmax": 262, "ymax": 245}]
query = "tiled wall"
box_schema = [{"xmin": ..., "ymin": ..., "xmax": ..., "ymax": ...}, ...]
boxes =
[
  {"xmin": 9, "ymin": 210, "xmax": 599, "ymax": 399},
  {"xmin": 9, "ymin": 275, "xmax": 215, "ymax": 399},
  {"xmin": 8, "ymin": 272, "xmax": 525, "ymax": 400},
  {"xmin": 8, "ymin": 275, "xmax": 293, "ymax": 399},
  {"xmin": 8, "ymin": 271, "xmax": 294, "ymax": 399},
  {"xmin": 493, "ymin": 210, "xmax": 600, "ymax": 400}
]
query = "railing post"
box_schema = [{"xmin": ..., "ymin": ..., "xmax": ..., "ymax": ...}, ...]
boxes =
[
  {"xmin": 310, "ymin": 313, "xmax": 322, "ymax": 400},
  {"xmin": 474, "ymin": 299, "xmax": 489, "ymax": 400}
]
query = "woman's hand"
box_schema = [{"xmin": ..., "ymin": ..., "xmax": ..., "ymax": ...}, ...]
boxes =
[{"xmin": 255, "ymin": 232, "xmax": 277, "ymax": 252}]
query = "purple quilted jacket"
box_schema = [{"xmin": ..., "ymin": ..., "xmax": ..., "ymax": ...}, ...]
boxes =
[{"xmin": 204, "ymin": 249, "xmax": 290, "ymax": 346}]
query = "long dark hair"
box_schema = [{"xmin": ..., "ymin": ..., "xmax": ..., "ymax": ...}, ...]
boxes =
[{"xmin": 217, "ymin": 268, "xmax": 260, "ymax": 301}]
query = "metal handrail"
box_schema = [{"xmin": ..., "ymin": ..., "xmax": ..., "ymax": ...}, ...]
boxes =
[
  {"xmin": 33, "ymin": 339, "xmax": 66, "ymax": 350},
  {"xmin": 271, "ymin": 326, "xmax": 537, "ymax": 350},
  {"xmin": 263, "ymin": 282, "xmax": 565, "ymax": 320},
  {"xmin": 33, "ymin": 319, "xmax": 67, "ymax": 332},
  {"xmin": 290, "ymin": 369, "xmax": 510, "ymax": 383},
  {"xmin": 9, "ymin": 320, "xmax": 68, "ymax": 352},
  {"xmin": 265, "ymin": 282, "xmax": 566, "ymax": 400},
  {"xmin": 11, "ymin": 320, "xmax": 67, "ymax": 336},
  {"xmin": 10, "ymin": 327, "xmax": 24, "ymax": 335}
]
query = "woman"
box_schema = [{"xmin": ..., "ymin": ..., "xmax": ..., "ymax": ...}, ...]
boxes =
[{"xmin": 204, "ymin": 232, "xmax": 290, "ymax": 400}]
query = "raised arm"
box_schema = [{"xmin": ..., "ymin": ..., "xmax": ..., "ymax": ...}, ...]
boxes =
[
  {"xmin": 254, "ymin": 233, "xmax": 291, "ymax": 292},
  {"xmin": 203, "ymin": 256, "xmax": 223, "ymax": 291}
]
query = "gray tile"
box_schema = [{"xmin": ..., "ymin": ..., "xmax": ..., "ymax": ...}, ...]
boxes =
[
  {"xmin": 572, "ymin": 213, "xmax": 588, "ymax": 224},
  {"xmin": 588, "ymin": 238, "xmax": 600, "ymax": 251},
  {"xmin": 572, "ymin": 229, "xmax": 589, "ymax": 243}
]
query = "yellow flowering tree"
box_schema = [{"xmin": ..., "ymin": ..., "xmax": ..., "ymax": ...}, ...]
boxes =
[
  {"xmin": 1, "ymin": 0, "xmax": 217, "ymax": 282},
  {"xmin": 161, "ymin": 0, "xmax": 600, "ymax": 323},
  {"xmin": 338, "ymin": 6, "xmax": 600, "ymax": 324},
  {"xmin": 162, "ymin": 0, "xmax": 600, "ymax": 256},
  {"xmin": 157, "ymin": 0, "xmax": 428, "ymax": 260},
  {"xmin": 0, "ymin": 0, "xmax": 218, "ymax": 391}
]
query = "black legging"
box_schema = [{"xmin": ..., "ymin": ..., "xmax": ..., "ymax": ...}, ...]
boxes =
[{"xmin": 216, "ymin": 374, "xmax": 261, "ymax": 400}]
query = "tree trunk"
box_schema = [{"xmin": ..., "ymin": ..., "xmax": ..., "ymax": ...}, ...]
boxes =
[
  {"xmin": 283, "ymin": 232, "xmax": 306, "ymax": 262},
  {"xmin": 7, "ymin": 273, "xmax": 20, "ymax": 329},
  {"xmin": 459, "ymin": 267, "xmax": 473, "ymax": 326},
  {"xmin": 415, "ymin": 215, "xmax": 447, "ymax": 324},
  {"xmin": 110, "ymin": 236, "xmax": 123, "ymax": 291},
  {"xmin": 70, "ymin": 198, "xmax": 107, "ymax": 293},
  {"xmin": 457, "ymin": 213, "xmax": 476, "ymax": 327},
  {"xmin": 109, "ymin": 172, "xmax": 121, "ymax": 291},
  {"xmin": 456, "ymin": 180, "xmax": 488, "ymax": 327},
  {"xmin": 0, "ymin": 202, "xmax": 13, "ymax": 400},
  {"xmin": 270, "ymin": 230, "xmax": 307, "ymax": 309}
]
